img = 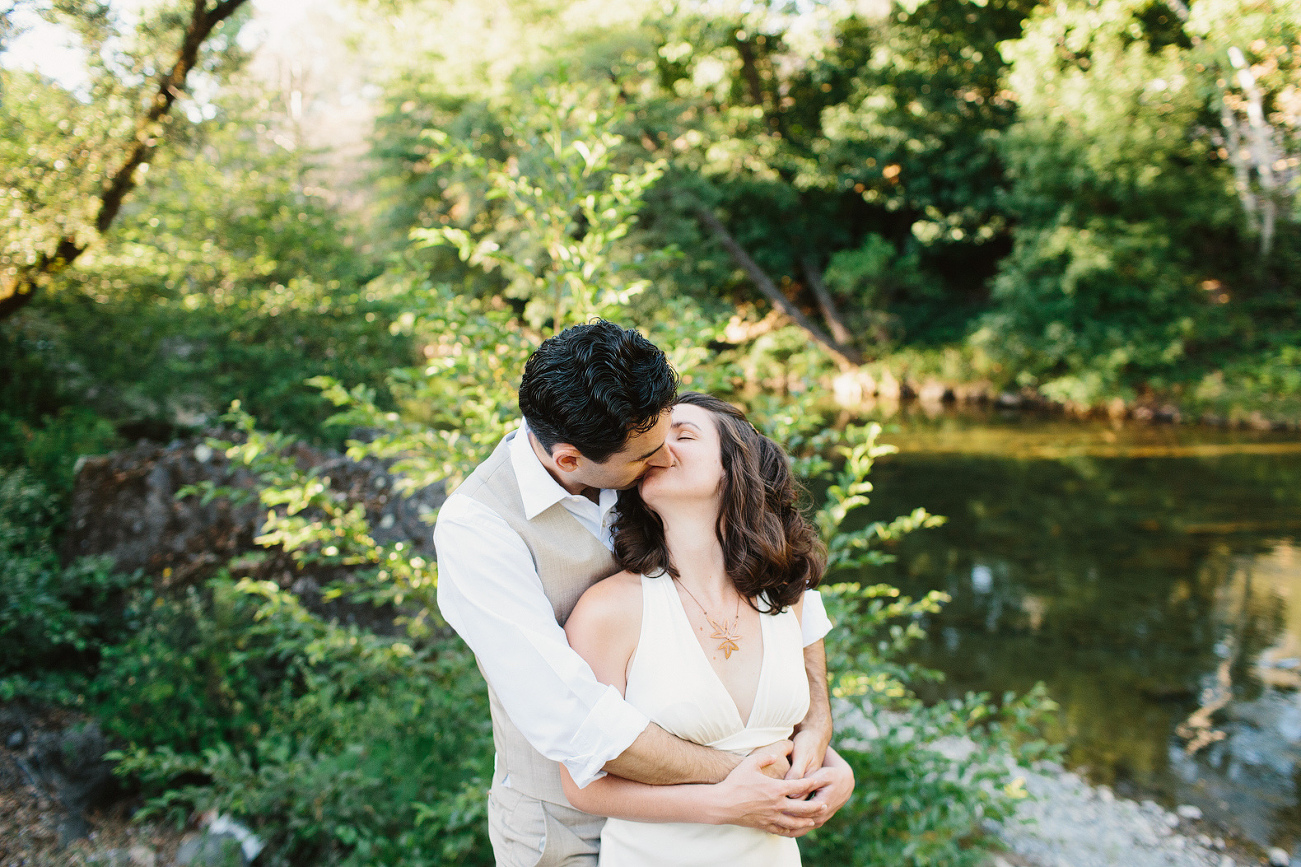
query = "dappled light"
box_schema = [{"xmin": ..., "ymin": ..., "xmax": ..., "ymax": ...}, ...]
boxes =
[{"xmin": 2, "ymin": 0, "xmax": 1299, "ymax": 864}]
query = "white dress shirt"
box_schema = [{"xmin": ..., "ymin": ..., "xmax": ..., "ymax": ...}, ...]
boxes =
[{"xmin": 434, "ymin": 423, "xmax": 833, "ymax": 788}]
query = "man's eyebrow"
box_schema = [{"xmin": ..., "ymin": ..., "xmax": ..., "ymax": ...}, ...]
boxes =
[{"xmin": 632, "ymin": 441, "xmax": 666, "ymax": 461}]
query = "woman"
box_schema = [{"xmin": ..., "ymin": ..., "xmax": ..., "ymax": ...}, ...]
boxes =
[{"xmin": 560, "ymin": 392, "xmax": 851, "ymax": 866}]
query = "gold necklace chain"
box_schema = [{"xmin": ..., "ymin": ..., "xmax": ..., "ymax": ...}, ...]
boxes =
[{"xmin": 673, "ymin": 578, "xmax": 744, "ymax": 660}]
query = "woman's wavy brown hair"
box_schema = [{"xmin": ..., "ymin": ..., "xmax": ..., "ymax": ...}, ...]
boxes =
[{"xmin": 613, "ymin": 392, "xmax": 825, "ymax": 613}]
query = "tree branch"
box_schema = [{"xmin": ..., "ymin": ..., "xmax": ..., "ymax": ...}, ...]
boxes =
[
  {"xmin": 1, "ymin": 0, "xmax": 251, "ymax": 321},
  {"xmin": 800, "ymin": 255, "xmax": 855, "ymax": 347},
  {"xmin": 695, "ymin": 207, "xmax": 862, "ymax": 369}
]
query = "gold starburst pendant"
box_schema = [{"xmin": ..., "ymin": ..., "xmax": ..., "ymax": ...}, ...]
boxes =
[{"xmin": 708, "ymin": 616, "xmax": 742, "ymax": 659}]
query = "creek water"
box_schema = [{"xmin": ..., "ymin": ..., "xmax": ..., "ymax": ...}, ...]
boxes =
[{"xmin": 846, "ymin": 407, "xmax": 1301, "ymax": 853}]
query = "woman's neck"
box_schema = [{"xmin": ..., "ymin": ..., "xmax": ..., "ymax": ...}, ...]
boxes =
[{"xmin": 661, "ymin": 511, "xmax": 732, "ymax": 603}]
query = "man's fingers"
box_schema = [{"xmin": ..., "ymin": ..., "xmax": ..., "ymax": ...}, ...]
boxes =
[
  {"xmin": 786, "ymin": 755, "xmax": 819, "ymax": 781},
  {"xmin": 776, "ymin": 777, "xmax": 820, "ymax": 800},
  {"xmin": 779, "ymin": 795, "xmax": 826, "ymax": 819}
]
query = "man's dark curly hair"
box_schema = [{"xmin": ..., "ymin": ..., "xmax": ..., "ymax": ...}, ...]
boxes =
[
  {"xmin": 612, "ymin": 392, "xmax": 825, "ymax": 613},
  {"xmin": 518, "ymin": 320, "xmax": 679, "ymax": 463}
]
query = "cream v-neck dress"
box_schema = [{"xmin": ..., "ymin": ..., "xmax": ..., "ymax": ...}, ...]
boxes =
[{"xmin": 598, "ymin": 574, "xmax": 810, "ymax": 867}]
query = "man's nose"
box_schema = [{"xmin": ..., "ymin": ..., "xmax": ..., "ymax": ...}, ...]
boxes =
[{"xmin": 647, "ymin": 445, "xmax": 673, "ymax": 468}]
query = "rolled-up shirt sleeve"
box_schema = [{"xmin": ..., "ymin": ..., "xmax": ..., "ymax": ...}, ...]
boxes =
[
  {"xmin": 801, "ymin": 589, "xmax": 832, "ymax": 646},
  {"xmin": 434, "ymin": 495, "xmax": 649, "ymax": 788}
]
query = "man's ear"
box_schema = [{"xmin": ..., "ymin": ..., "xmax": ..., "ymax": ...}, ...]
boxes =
[{"xmin": 551, "ymin": 444, "xmax": 584, "ymax": 474}]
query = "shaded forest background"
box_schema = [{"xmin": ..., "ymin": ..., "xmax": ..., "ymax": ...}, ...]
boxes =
[
  {"xmin": 0, "ymin": 0, "xmax": 1296, "ymax": 864},
  {"xmin": 3, "ymin": 0, "xmax": 1300, "ymax": 471}
]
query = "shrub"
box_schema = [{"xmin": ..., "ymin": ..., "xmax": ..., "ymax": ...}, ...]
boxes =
[{"xmin": 0, "ymin": 467, "xmax": 143, "ymax": 696}]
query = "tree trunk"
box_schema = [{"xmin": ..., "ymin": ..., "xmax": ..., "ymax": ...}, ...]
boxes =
[
  {"xmin": 800, "ymin": 255, "xmax": 855, "ymax": 347},
  {"xmin": 695, "ymin": 207, "xmax": 862, "ymax": 369},
  {"xmin": 0, "ymin": 0, "xmax": 250, "ymax": 322}
]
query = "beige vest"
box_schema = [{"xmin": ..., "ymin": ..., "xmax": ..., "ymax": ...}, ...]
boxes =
[{"xmin": 457, "ymin": 431, "xmax": 618, "ymax": 804}]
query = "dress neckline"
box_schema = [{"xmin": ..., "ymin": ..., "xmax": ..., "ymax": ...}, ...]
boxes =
[{"xmin": 658, "ymin": 575, "xmax": 771, "ymax": 729}]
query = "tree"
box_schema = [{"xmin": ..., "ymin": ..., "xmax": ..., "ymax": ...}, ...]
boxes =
[
  {"xmin": 0, "ymin": 0, "xmax": 251, "ymax": 321},
  {"xmin": 978, "ymin": 0, "xmax": 1250, "ymax": 402}
]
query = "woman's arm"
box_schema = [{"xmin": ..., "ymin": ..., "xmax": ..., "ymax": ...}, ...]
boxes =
[{"xmin": 561, "ymin": 749, "xmax": 820, "ymax": 828}]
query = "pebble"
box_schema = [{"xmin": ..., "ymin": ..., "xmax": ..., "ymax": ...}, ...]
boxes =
[
  {"xmin": 1267, "ymin": 847, "xmax": 1290, "ymax": 866},
  {"xmin": 997, "ymin": 763, "xmax": 1248, "ymax": 867},
  {"xmin": 1177, "ymin": 805, "xmax": 1203, "ymax": 822}
]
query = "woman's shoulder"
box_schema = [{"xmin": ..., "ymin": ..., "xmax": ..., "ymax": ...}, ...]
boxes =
[{"xmin": 569, "ymin": 570, "xmax": 644, "ymax": 625}]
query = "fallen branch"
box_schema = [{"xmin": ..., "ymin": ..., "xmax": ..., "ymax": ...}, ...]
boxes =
[{"xmin": 694, "ymin": 207, "xmax": 862, "ymax": 368}]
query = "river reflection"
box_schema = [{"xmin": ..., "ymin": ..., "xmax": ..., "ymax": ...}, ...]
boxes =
[{"xmin": 849, "ymin": 413, "xmax": 1301, "ymax": 852}]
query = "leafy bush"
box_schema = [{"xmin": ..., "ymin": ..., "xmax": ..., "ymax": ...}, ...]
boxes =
[
  {"xmin": 796, "ymin": 424, "xmax": 1056, "ymax": 866},
  {"xmin": 104, "ymin": 577, "xmax": 494, "ymax": 867},
  {"xmin": 94, "ymin": 420, "xmax": 491, "ymax": 865},
  {"xmin": 0, "ymin": 467, "xmax": 142, "ymax": 696},
  {"xmin": 0, "ymin": 407, "xmax": 122, "ymax": 497}
]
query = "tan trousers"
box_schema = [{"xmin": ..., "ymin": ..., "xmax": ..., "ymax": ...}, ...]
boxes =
[{"xmin": 488, "ymin": 785, "xmax": 605, "ymax": 867}]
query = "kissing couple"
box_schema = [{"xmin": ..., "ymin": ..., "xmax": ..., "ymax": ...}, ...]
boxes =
[{"xmin": 434, "ymin": 320, "xmax": 855, "ymax": 866}]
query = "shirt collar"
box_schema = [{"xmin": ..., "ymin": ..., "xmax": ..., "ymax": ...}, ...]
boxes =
[{"xmin": 509, "ymin": 421, "xmax": 619, "ymax": 521}]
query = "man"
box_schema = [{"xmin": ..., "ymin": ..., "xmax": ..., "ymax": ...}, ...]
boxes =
[{"xmin": 434, "ymin": 321, "xmax": 853, "ymax": 866}]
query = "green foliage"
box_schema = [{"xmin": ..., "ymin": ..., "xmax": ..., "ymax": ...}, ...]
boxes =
[
  {"xmin": 102, "ymin": 575, "xmax": 493, "ymax": 867},
  {"xmin": 311, "ymin": 282, "xmax": 535, "ymax": 495},
  {"xmin": 805, "ymin": 683, "xmax": 1055, "ymax": 867},
  {"xmin": 0, "ymin": 467, "xmax": 143, "ymax": 696},
  {"xmin": 804, "ymin": 567, "xmax": 1056, "ymax": 865},
  {"xmin": 3, "ymin": 69, "xmax": 414, "ymax": 445},
  {"xmin": 0, "ymin": 406, "xmax": 122, "ymax": 497},
  {"xmin": 0, "ymin": 2, "xmax": 250, "ymax": 283},
  {"xmin": 979, "ymin": 0, "xmax": 1300, "ymax": 402},
  {"xmin": 94, "ymin": 417, "xmax": 492, "ymax": 865},
  {"xmin": 410, "ymin": 79, "xmax": 666, "ymax": 332}
]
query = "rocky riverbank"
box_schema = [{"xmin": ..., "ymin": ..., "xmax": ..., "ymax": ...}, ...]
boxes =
[{"xmin": 995, "ymin": 760, "xmax": 1283, "ymax": 867}]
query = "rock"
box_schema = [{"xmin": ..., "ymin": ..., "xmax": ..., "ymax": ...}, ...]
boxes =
[
  {"xmin": 917, "ymin": 379, "xmax": 949, "ymax": 406},
  {"xmin": 873, "ymin": 369, "xmax": 899, "ymax": 401},
  {"xmin": 0, "ymin": 706, "xmax": 29, "ymax": 751},
  {"xmin": 175, "ymin": 832, "xmax": 246, "ymax": 867},
  {"xmin": 87, "ymin": 846, "xmax": 156, "ymax": 867},
  {"xmin": 24, "ymin": 721, "xmax": 114, "ymax": 842},
  {"xmin": 831, "ymin": 370, "xmax": 876, "ymax": 407},
  {"xmin": 1268, "ymin": 847, "xmax": 1290, "ymax": 866},
  {"xmin": 207, "ymin": 814, "xmax": 263, "ymax": 862},
  {"xmin": 1176, "ymin": 804, "xmax": 1203, "ymax": 822},
  {"xmin": 175, "ymin": 815, "xmax": 262, "ymax": 867},
  {"xmin": 60, "ymin": 434, "xmax": 446, "ymax": 621}
]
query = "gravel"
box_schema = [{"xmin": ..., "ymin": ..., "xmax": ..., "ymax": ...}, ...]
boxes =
[{"xmin": 995, "ymin": 761, "xmax": 1258, "ymax": 867}]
